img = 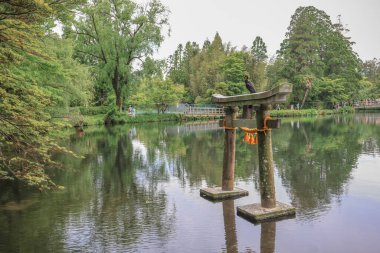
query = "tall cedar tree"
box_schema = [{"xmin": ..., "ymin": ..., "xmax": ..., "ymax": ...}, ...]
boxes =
[{"xmin": 277, "ymin": 6, "xmax": 361, "ymax": 106}]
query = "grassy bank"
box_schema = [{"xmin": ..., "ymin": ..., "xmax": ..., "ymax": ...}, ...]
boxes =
[
  {"xmin": 105, "ymin": 112, "xmax": 223, "ymax": 125},
  {"xmin": 269, "ymin": 107, "xmax": 354, "ymax": 117},
  {"xmin": 106, "ymin": 112, "xmax": 182, "ymax": 124},
  {"xmin": 51, "ymin": 106, "xmax": 355, "ymax": 128},
  {"xmin": 53, "ymin": 112, "xmax": 222, "ymax": 128}
]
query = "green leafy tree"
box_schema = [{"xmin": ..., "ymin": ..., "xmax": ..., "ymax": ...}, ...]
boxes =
[
  {"xmin": 206, "ymin": 82, "xmax": 245, "ymax": 101},
  {"xmin": 357, "ymin": 79, "xmax": 376, "ymax": 101},
  {"xmin": 362, "ymin": 59, "xmax": 380, "ymax": 82},
  {"xmin": 135, "ymin": 57, "xmax": 165, "ymax": 81},
  {"xmin": 275, "ymin": 6, "xmax": 361, "ymax": 106},
  {"xmin": 309, "ymin": 77, "xmax": 349, "ymax": 107},
  {"xmin": 11, "ymin": 36, "xmax": 93, "ymax": 107},
  {"xmin": 168, "ymin": 44, "xmax": 186, "ymax": 84},
  {"xmin": 222, "ymin": 52, "xmax": 246, "ymax": 83},
  {"xmin": 167, "ymin": 33, "xmax": 271, "ymax": 101},
  {"xmin": 267, "ymin": 57, "xmax": 287, "ymax": 89},
  {"xmin": 188, "ymin": 33, "xmax": 225, "ymax": 100},
  {"xmin": 131, "ymin": 78, "xmax": 185, "ymax": 113},
  {"xmin": 362, "ymin": 59, "xmax": 380, "ymax": 98},
  {"xmin": 251, "ymin": 36, "xmax": 268, "ymax": 62},
  {"xmin": 168, "ymin": 42, "xmax": 200, "ymax": 88},
  {"xmin": 182, "ymin": 42, "xmax": 200, "ymax": 86},
  {"xmin": 247, "ymin": 36, "xmax": 268, "ymax": 91},
  {"xmin": 71, "ymin": 0, "xmax": 169, "ymax": 110},
  {"xmin": 0, "ymin": 0, "xmax": 83, "ymax": 190}
]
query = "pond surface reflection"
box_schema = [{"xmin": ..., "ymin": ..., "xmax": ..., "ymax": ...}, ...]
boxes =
[{"xmin": 0, "ymin": 113, "xmax": 379, "ymax": 252}]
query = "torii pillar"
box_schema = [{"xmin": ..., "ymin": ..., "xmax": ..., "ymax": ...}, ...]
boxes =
[{"xmin": 200, "ymin": 106, "xmax": 249, "ymax": 200}]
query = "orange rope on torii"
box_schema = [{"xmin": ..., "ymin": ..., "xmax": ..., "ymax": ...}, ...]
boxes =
[
  {"xmin": 240, "ymin": 116, "xmax": 272, "ymax": 145},
  {"xmin": 241, "ymin": 127, "xmax": 258, "ymax": 144},
  {"xmin": 222, "ymin": 119, "xmax": 237, "ymax": 131},
  {"xmin": 222, "ymin": 116, "xmax": 273, "ymax": 144}
]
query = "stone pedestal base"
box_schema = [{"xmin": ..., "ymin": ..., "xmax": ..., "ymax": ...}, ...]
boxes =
[
  {"xmin": 200, "ymin": 187, "xmax": 248, "ymax": 200},
  {"xmin": 237, "ymin": 202, "xmax": 295, "ymax": 223}
]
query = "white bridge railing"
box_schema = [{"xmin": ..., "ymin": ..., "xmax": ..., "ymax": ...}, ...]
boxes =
[
  {"xmin": 354, "ymin": 99, "xmax": 380, "ymax": 109},
  {"xmin": 184, "ymin": 106, "xmax": 224, "ymax": 116}
]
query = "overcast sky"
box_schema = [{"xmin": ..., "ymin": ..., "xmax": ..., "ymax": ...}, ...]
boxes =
[{"xmin": 150, "ymin": 0, "xmax": 379, "ymax": 61}]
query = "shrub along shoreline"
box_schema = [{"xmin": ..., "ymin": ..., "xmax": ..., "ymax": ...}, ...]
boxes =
[
  {"xmin": 269, "ymin": 107, "xmax": 354, "ymax": 117},
  {"xmin": 52, "ymin": 106, "xmax": 355, "ymax": 128}
]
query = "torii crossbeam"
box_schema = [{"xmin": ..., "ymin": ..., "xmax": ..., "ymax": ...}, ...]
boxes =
[{"xmin": 212, "ymin": 83, "xmax": 292, "ymax": 107}]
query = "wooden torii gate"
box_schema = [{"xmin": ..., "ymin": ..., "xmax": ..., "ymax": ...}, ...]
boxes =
[{"xmin": 200, "ymin": 83, "xmax": 295, "ymax": 222}]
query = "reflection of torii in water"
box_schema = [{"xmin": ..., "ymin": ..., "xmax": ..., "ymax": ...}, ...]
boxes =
[
  {"xmin": 222, "ymin": 199, "xmax": 277, "ymax": 253},
  {"xmin": 223, "ymin": 200, "xmax": 238, "ymax": 253}
]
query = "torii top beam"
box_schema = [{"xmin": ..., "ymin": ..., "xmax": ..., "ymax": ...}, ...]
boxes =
[{"xmin": 212, "ymin": 83, "xmax": 292, "ymax": 107}]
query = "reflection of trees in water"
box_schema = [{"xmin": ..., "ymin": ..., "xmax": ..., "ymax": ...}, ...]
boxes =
[
  {"xmin": 178, "ymin": 129, "xmax": 260, "ymax": 188},
  {"xmin": 362, "ymin": 138, "xmax": 379, "ymax": 155},
  {"xmin": 65, "ymin": 117, "xmax": 379, "ymax": 251},
  {"xmin": 136, "ymin": 123, "xmax": 260, "ymax": 188},
  {"xmin": 183, "ymin": 131, "xmax": 224, "ymax": 186},
  {"xmin": 3, "ymin": 115, "xmax": 378, "ymax": 251},
  {"xmin": 272, "ymin": 117, "xmax": 366, "ymax": 217},
  {"xmin": 234, "ymin": 134, "xmax": 260, "ymax": 189},
  {"xmin": 66, "ymin": 130, "xmax": 176, "ymax": 251},
  {"xmin": 352, "ymin": 113, "xmax": 380, "ymax": 154},
  {"xmin": 0, "ymin": 127, "xmax": 176, "ymax": 252}
]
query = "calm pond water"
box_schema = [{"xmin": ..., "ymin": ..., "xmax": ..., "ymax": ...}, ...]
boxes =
[{"xmin": 0, "ymin": 113, "xmax": 379, "ymax": 253}]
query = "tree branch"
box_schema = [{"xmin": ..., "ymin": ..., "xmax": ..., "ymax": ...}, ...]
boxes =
[
  {"xmin": 75, "ymin": 49, "xmax": 104, "ymax": 61},
  {"xmin": 73, "ymin": 31, "xmax": 97, "ymax": 41},
  {"xmin": 90, "ymin": 13, "xmax": 108, "ymax": 64},
  {"xmin": 127, "ymin": 55, "xmax": 143, "ymax": 64}
]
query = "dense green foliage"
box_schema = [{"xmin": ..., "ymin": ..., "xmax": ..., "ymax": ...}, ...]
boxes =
[
  {"xmin": 166, "ymin": 33, "xmax": 268, "ymax": 103},
  {"xmin": 269, "ymin": 107, "xmax": 354, "ymax": 117},
  {"xmin": 105, "ymin": 112, "xmax": 182, "ymax": 125},
  {"xmin": 0, "ymin": 0, "xmax": 88, "ymax": 190},
  {"xmin": 130, "ymin": 78, "xmax": 185, "ymax": 113},
  {"xmin": 361, "ymin": 58, "xmax": 380, "ymax": 98},
  {"xmin": 69, "ymin": 0, "xmax": 169, "ymax": 110},
  {"xmin": 271, "ymin": 7, "xmax": 362, "ymax": 107},
  {"xmin": 12, "ymin": 36, "xmax": 93, "ymax": 107}
]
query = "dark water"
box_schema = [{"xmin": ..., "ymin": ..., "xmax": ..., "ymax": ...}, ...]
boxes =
[{"xmin": 0, "ymin": 113, "xmax": 380, "ymax": 253}]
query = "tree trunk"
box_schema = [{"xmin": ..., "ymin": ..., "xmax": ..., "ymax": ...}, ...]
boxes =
[
  {"xmin": 115, "ymin": 88, "xmax": 122, "ymax": 111},
  {"xmin": 112, "ymin": 62, "xmax": 123, "ymax": 112},
  {"xmin": 161, "ymin": 104, "xmax": 168, "ymax": 113},
  {"xmin": 300, "ymin": 88, "xmax": 310, "ymax": 109},
  {"xmin": 301, "ymin": 79, "xmax": 313, "ymax": 109}
]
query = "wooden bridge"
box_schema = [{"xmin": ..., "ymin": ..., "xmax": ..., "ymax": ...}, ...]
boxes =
[
  {"xmin": 354, "ymin": 100, "xmax": 380, "ymax": 110},
  {"xmin": 183, "ymin": 106, "xmax": 224, "ymax": 116}
]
